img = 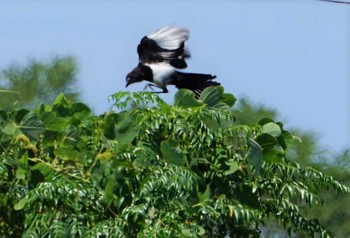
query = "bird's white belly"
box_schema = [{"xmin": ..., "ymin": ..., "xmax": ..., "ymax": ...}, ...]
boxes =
[{"xmin": 146, "ymin": 63, "xmax": 175, "ymax": 87}]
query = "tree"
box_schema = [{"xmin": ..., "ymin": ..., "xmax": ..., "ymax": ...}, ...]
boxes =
[
  {"xmin": 233, "ymin": 97, "xmax": 350, "ymax": 237},
  {"xmin": 0, "ymin": 88, "xmax": 348, "ymax": 237},
  {"xmin": 303, "ymin": 151, "xmax": 350, "ymax": 238},
  {"xmin": 0, "ymin": 56, "xmax": 79, "ymax": 111}
]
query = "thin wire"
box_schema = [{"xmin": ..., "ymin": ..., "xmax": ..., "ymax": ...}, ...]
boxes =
[{"xmin": 318, "ymin": 0, "xmax": 350, "ymax": 4}]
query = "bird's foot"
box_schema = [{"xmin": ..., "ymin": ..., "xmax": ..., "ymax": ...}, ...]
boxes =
[
  {"xmin": 143, "ymin": 84, "xmax": 168, "ymax": 94},
  {"xmin": 144, "ymin": 84, "xmax": 158, "ymax": 91}
]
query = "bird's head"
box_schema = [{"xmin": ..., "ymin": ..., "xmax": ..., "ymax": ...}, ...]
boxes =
[{"xmin": 126, "ymin": 64, "xmax": 152, "ymax": 87}]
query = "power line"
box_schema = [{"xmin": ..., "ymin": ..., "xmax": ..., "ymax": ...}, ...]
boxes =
[{"xmin": 318, "ymin": 0, "xmax": 350, "ymax": 4}]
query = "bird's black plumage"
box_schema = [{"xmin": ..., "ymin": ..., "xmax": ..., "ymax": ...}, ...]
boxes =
[
  {"xmin": 137, "ymin": 36, "xmax": 189, "ymax": 69},
  {"xmin": 172, "ymin": 72, "xmax": 219, "ymax": 96},
  {"xmin": 126, "ymin": 26, "xmax": 220, "ymax": 97},
  {"xmin": 125, "ymin": 63, "xmax": 153, "ymax": 87}
]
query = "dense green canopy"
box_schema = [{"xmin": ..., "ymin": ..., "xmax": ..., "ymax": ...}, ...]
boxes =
[{"xmin": 0, "ymin": 87, "xmax": 348, "ymax": 237}]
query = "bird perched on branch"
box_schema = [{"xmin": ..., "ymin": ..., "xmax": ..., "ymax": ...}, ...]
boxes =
[{"xmin": 125, "ymin": 26, "xmax": 219, "ymax": 97}]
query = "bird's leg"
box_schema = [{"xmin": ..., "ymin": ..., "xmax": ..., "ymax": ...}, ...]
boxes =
[
  {"xmin": 143, "ymin": 84, "xmax": 168, "ymax": 94},
  {"xmin": 143, "ymin": 83, "xmax": 158, "ymax": 91}
]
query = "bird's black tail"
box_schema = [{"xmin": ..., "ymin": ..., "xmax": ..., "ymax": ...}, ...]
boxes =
[{"xmin": 172, "ymin": 71, "xmax": 220, "ymax": 97}]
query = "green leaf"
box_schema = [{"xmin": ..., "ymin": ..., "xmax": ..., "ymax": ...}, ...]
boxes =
[
  {"xmin": 160, "ymin": 139, "xmax": 186, "ymax": 165},
  {"xmin": 0, "ymin": 109, "xmax": 8, "ymax": 121},
  {"xmin": 114, "ymin": 114, "xmax": 140, "ymax": 145},
  {"xmin": 280, "ymin": 131, "xmax": 294, "ymax": 149},
  {"xmin": 48, "ymin": 117, "xmax": 68, "ymax": 131},
  {"xmin": 54, "ymin": 147, "xmax": 80, "ymax": 161},
  {"xmin": 217, "ymin": 114, "xmax": 235, "ymax": 129},
  {"xmin": 70, "ymin": 103, "xmax": 92, "ymax": 123},
  {"xmin": 105, "ymin": 176, "xmax": 116, "ymax": 207},
  {"xmin": 212, "ymin": 101, "xmax": 231, "ymax": 110},
  {"xmin": 255, "ymin": 133, "xmax": 284, "ymax": 162},
  {"xmin": 32, "ymin": 162, "xmax": 55, "ymax": 179},
  {"xmin": 16, "ymin": 168, "xmax": 26, "ymax": 180},
  {"xmin": 14, "ymin": 197, "xmax": 28, "ymax": 210},
  {"xmin": 197, "ymin": 226, "xmax": 205, "ymax": 236},
  {"xmin": 198, "ymin": 186, "xmax": 211, "ymax": 203},
  {"xmin": 16, "ymin": 153, "xmax": 28, "ymax": 180},
  {"xmin": 174, "ymin": 89, "xmax": 202, "ymax": 108},
  {"xmin": 258, "ymin": 118, "xmax": 274, "ymax": 125},
  {"xmin": 182, "ymin": 228, "xmax": 194, "ymax": 237},
  {"xmin": 2, "ymin": 122, "xmax": 18, "ymax": 135},
  {"xmin": 103, "ymin": 112, "xmax": 118, "ymax": 139},
  {"xmin": 202, "ymin": 117, "xmax": 220, "ymax": 130},
  {"xmin": 202, "ymin": 112, "xmax": 234, "ymax": 130},
  {"xmin": 14, "ymin": 108, "xmax": 30, "ymax": 123},
  {"xmin": 132, "ymin": 156, "xmax": 151, "ymax": 170},
  {"xmin": 71, "ymin": 102, "xmax": 91, "ymax": 114},
  {"xmin": 263, "ymin": 146, "xmax": 284, "ymax": 163},
  {"xmin": 262, "ymin": 122, "xmax": 282, "ymax": 137},
  {"xmin": 255, "ymin": 133, "xmax": 278, "ymax": 150},
  {"xmin": 181, "ymin": 225, "xmax": 205, "ymax": 237},
  {"xmin": 40, "ymin": 111, "xmax": 56, "ymax": 124},
  {"xmin": 199, "ymin": 86, "xmax": 223, "ymax": 107},
  {"xmin": 41, "ymin": 111, "xmax": 68, "ymax": 131},
  {"xmin": 222, "ymin": 93, "xmax": 237, "ymax": 107},
  {"xmin": 247, "ymin": 139, "xmax": 263, "ymax": 176},
  {"xmin": 158, "ymin": 99, "xmax": 171, "ymax": 112},
  {"xmin": 53, "ymin": 93, "xmax": 66, "ymax": 106},
  {"xmin": 224, "ymin": 160, "xmax": 239, "ymax": 175},
  {"xmin": 19, "ymin": 112, "xmax": 45, "ymax": 141}
]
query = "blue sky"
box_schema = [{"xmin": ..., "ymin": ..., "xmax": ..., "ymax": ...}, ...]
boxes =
[{"xmin": 0, "ymin": 1, "xmax": 349, "ymax": 153}]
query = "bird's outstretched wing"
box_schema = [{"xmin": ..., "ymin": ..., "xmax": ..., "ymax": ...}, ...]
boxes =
[{"xmin": 137, "ymin": 26, "xmax": 190, "ymax": 69}]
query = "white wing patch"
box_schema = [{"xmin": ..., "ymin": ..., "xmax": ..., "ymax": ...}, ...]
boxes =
[
  {"xmin": 145, "ymin": 62, "xmax": 175, "ymax": 87},
  {"xmin": 147, "ymin": 26, "xmax": 189, "ymax": 50}
]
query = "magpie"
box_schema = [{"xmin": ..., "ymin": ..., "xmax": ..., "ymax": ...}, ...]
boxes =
[{"xmin": 125, "ymin": 26, "xmax": 220, "ymax": 97}]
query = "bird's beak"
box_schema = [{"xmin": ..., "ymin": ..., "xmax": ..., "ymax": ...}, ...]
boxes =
[{"xmin": 125, "ymin": 77, "xmax": 131, "ymax": 87}]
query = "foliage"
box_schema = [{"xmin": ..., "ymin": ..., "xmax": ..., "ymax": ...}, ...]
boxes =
[
  {"xmin": 0, "ymin": 56, "xmax": 79, "ymax": 111},
  {"xmin": 0, "ymin": 87, "xmax": 348, "ymax": 237},
  {"xmin": 302, "ymin": 151, "xmax": 350, "ymax": 238},
  {"xmin": 231, "ymin": 98, "xmax": 277, "ymax": 126},
  {"xmin": 233, "ymin": 97, "xmax": 350, "ymax": 237}
]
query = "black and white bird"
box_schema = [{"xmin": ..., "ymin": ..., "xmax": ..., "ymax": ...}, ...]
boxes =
[{"xmin": 125, "ymin": 26, "xmax": 219, "ymax": 97}]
